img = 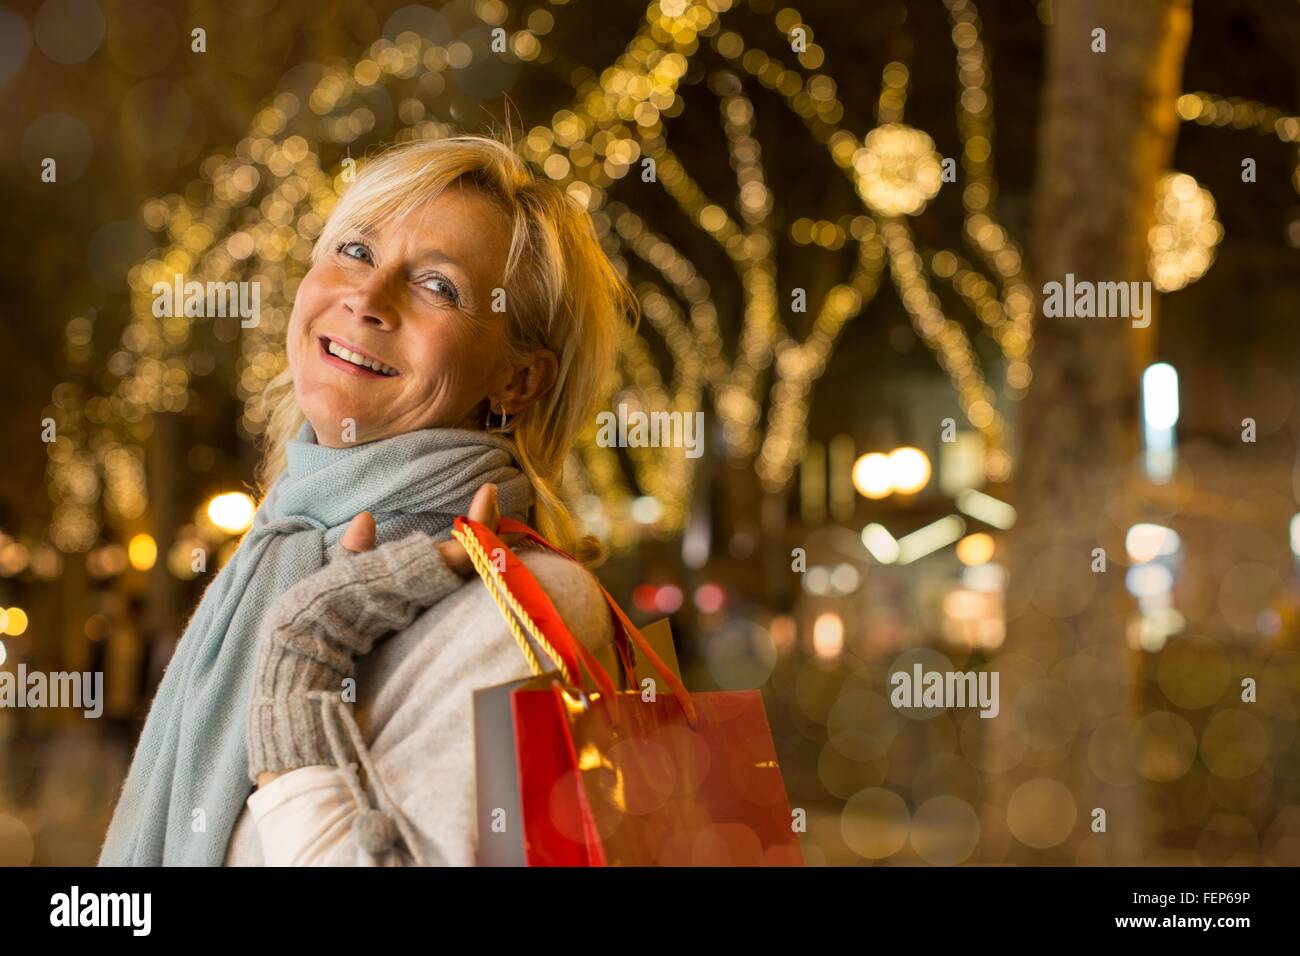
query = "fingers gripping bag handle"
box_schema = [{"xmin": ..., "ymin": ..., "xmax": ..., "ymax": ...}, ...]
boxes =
[
  {"xmin": 493, "ymin": 517, "xmax": 699, "ymax": 727},
  {"xmin": 451, "ymin": 516, "xmax": 621, "ymax": 712}
]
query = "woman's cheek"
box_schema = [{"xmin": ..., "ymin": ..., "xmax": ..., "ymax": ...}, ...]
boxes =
[
  {"xmin": 284, "ymin": 327, "xmax": 301, "ymax": 378},
  {"xmin": 436, "ymin": 347, "xmax": 484, "ymax": 402},
  {"xmin": 289, "ymin": 321, "xmax": 318, "ymax": 386}
]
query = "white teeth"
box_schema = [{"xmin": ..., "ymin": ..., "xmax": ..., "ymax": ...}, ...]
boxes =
[{"xmin": 326, "ymin": 340, "xmax": 396, "ymax": 376}]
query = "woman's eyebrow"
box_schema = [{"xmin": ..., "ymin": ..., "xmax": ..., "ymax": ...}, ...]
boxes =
[{"xmin": 411, "ymin": 249, "xmax": 468, "ymax": 272}]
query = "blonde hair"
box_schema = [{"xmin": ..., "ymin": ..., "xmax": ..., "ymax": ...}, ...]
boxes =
[{"xmin": 253, "ymin": 133, "xmax": 637, "ymax": 564}]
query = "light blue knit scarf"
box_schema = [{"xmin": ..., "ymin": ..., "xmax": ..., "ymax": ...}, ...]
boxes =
[{"xmin": 98, "ymin": 420, "xmax": 533, "ymax": 866}]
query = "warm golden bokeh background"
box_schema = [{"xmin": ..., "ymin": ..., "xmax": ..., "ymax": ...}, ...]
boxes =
[{"xmin": 1, "ymin": 0, "xmax": 1298, "ymax": 865}]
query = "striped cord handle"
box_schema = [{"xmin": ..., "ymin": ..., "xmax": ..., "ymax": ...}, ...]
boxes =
[{"xmin": 448, "ymin": 520, "xmax": 576, "ymax": 686}]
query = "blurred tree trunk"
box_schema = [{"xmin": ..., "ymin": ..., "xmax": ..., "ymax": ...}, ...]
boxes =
[{"xmin": 981, "ymin": 0, "xmax": 1192, "ymax": 864}]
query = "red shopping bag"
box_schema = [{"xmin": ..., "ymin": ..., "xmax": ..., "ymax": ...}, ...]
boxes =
[{"xmin": 458, "ymin": 515, "xmax": 804, "ymax": 867}]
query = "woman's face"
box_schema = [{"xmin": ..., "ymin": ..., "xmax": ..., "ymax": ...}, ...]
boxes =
[{"xmin": 287, "ymin": 184, "xmax": 532, "ymax": 446}]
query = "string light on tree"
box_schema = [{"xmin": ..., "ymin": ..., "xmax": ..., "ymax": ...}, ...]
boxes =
[
  {"xmin": 1149, "ymin": 172, "xmax": 1224, "ymax": 293},
  {"xmin": 852, "ymin": 124, "xmax": 944, "ymax": 217}
]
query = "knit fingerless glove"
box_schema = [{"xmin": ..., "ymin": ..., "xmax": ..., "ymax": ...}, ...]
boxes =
[{"xmin": 246, "ymin": 531, "xmax": 465, "ymax": 782}]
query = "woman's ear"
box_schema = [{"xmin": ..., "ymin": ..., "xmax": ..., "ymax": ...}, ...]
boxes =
[{"xmin": 495, "ymin": 348, "xmax": 559, "ymax": 415}]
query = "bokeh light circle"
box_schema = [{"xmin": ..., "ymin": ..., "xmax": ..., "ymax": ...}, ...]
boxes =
[
  {"xmin": 910, "ymin": 795, "xmax": 981, "ymax": 864},
  {"xmin": 840, "ymin": 787, "xmax": 910, "ymax": 860},
  {"xmin": 34, "ymin": 0, "xmax": 106, "ymax": 64},
  {"xmin": 1006, "ymin": 777, "xmax": 1077, "ymax": 849}
]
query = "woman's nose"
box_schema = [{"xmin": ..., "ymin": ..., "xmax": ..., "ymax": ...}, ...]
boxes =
[{"xmin": 342, "ymin": 272, "xmax": 401, "ymax": 329}]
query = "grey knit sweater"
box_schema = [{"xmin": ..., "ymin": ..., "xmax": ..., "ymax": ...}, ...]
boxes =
[{"xmin": 223, "ymin": 536, "xmax": 614, "ymax": 866}]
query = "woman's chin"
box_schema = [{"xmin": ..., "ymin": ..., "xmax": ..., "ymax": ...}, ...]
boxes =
[{"xmin": 298, "ymin": 382, "xmax": 359, "ymax": 418}]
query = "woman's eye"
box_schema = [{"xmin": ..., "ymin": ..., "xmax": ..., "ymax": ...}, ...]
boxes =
[
  {"xmin": 420, "ymin": 275, "xmax": 461, "ymax": 304},
  {"xmin": 338, "ymin": 241, "xmax": 372, "ymax": 263}
]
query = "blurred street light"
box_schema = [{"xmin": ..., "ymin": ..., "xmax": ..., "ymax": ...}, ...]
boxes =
[{"xmin": 206, "ymin": 492, "xmax": 256, "ymax": 535}]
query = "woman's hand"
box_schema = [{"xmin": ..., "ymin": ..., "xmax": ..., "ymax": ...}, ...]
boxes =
[{"xmin": 339, "ymin": 482, "xmax": 514, "ymax": 576}]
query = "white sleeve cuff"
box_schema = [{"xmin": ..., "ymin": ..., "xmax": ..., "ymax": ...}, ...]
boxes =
[{"xmin": 246, "ymin": 765, "xmax": 370, "ymax": 866}]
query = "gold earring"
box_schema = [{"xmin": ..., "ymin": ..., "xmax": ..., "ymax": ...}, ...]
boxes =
[{"xmin": 485, "ymin": 403, "xmax": 509, "ymax": 430}]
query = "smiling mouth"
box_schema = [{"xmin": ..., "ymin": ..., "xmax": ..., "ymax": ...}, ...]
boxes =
[{"xmin": 318, "ymin": 336, "xmax": 399, "ymax": 377}]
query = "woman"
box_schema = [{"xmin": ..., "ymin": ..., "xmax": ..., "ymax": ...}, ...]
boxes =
[{"xmin": 99, "ymin": 133, "xmax": 637, "ymax": 866}]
